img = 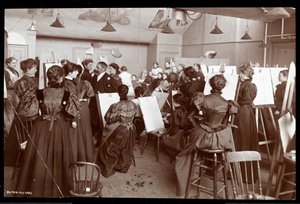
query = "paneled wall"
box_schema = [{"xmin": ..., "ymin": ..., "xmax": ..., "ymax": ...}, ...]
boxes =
[{"xmin": 36, "ymin": 37, "xmax": 148, "ymax": 76}]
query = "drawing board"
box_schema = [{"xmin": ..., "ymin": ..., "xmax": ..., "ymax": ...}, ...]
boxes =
[
  {"xmin": 138, "ymin": 96, "xmax": 165, "ymax": 132},
  {"xmin": 96, "ymin": 93, "xmax": 120, "ymax": 127},
  {"xmin": 252, "ymin": 67, "xmax": 275, "ymax": 106}
]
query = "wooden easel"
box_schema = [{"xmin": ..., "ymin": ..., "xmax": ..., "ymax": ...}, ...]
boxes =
[
  {"xmin": 254, "ymin": 105, "xmax": 277, "ymax": 161},
  {"xmin": 265, "ymin": 62, "xmax": 296, "ymax": 196}
]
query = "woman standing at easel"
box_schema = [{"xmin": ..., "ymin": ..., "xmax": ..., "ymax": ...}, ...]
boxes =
[
  {"xmin": 234, "ymin": 63, "xmax": 259, "ymax": 152},
  {"xmin": 233, "ymin": 63, "xmax": 259, "ymax": 181}
]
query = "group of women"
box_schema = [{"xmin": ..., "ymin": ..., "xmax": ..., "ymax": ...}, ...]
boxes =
[{"xmin": 4, "ymin": 56, "xmax": 289, "ymax": 198}]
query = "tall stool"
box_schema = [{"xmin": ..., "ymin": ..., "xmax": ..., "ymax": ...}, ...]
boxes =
[
  {"xmin": 275, "ymin": 151, "xmax": 296, "ymax": 200},
  {"xmin": 185, "ymin": 148, "xmax": 228, "ymax": 199}
]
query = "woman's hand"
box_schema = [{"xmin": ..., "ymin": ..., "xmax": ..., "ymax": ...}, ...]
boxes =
[{"xmin": 71, "ymin": 121, "xmax": 77, "ymax": 128}]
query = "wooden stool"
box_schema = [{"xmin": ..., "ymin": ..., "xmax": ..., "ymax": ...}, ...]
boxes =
[
  {"xmin": 275, "ymin": 152, "xmax": 296, "ymax": 200},
  {"xmin": 185, "ymin": 148, "xmax": 228, "ymax": 199},
  {"xmin": 140, "ymin": 129, "xmax": 167, "ymax": 162}
]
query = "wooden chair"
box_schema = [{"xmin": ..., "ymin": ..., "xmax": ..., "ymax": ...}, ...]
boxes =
[
  {"xmin": 11, "ymin": 119, "xmax": 32, "ymax": 180},
  {"xmin": 274, "ymin": 151, "xmax": 296, "ymax": 200},
  {"xmin": 68, "ymin": 161, "xmax": 103, "ymax": 197},
  {"xmin": 226, "ymin": 151, "xmax": 275, "ymax": 200}
]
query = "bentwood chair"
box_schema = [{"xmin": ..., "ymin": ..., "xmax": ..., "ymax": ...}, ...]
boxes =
[{"xmin": 68, "ymin": 161, "xmax": 103, "ymax": 197}]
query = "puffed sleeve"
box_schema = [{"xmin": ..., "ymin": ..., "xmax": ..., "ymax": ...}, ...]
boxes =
[
  {"xmin": 245, "ymin": 83, "xmax": 257, "ymax": 102},
  {"xmin": 228, "ymin": 100, "xmax": 239, "ymax": 115},
  {"xmin": 104, "ymin": 103, "xmax": 120, "ymax": 125},
  {"xmin": 63, "ymin": 81, "xmax": 81, "ymax": 119},
  {"xmin": 84, "ymin": 80, "xmax": 95, "ymax": 98},
  {"xmin": 15, "ymin": 77, "xmax": 39, "ymax": 117}
]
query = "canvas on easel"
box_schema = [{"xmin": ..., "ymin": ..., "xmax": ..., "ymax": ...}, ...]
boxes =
[
  {"xmin": 151, "ymin": 91, "xmax": 169, "ymax": 110},
  {"xmin": 4, "ymin": 76, "xmax": 7, "ymax": 99},
  {"xmin": 96, "ymin": 93, "xmax": 120, "ymax": 127},
  {"xmin": 138, "ymin": 96, "xmax": 165, "ymax": 133},
  {"xmin": 252, "ymin": 67, "xmax": 275, "ymax": 106}
]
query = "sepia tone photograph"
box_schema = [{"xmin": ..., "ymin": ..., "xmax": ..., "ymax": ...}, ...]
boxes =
[{"xmin": 3, "ymin": 7, "xmax": 296, "ymax": 200}]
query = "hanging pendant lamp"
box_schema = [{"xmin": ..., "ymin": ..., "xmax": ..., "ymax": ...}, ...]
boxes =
[
  {"xmin": 210, "ymin": 16, "xmax": 223, "ymax": 34},
  {"xmin": 101, "ymin": 8, "xmax": 116, "ymax": 32},
  {"xmin": 241, "ymin": 21, "xmax": 252, "ymax": 40},
  {"xmin": 27, "ymin": 16, "xmax": 37, "ymax": 31},
  {"xmin": 50, "ymin": 12, "xmax": 64, "ymax": 28}
]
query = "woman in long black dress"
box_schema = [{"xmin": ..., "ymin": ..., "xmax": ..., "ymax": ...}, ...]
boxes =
[
  {"xmin": 62, "ymin": 62, "xmax": 81, "ymax": 162},
  {"xmin": 15, "ymin": 65, "xmax": 77, "ymax": 197},
  {"xmin": 96, "ymin": 84, "xmax": 137, "ymax": 178},
  {"xmin": 4, "ymin": 57, "xmax": 20, "ymax": 137},
  {"xmin": 233, "ymin": 63, "xmax": 258, "ymax": 152},
  {"xmin": 74, "ymin": 64, "xmax": 95, "ymax": 162},
  {"xmin": 4, "ymin": 58, "xmax": 39, "ymax": 166}
]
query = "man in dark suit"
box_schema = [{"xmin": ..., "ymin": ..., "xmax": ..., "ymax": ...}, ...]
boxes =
[
  {"xmin": 90, "ymin": 61, "xmax": 120, "ymax": 147},
  {"xmin": 81, "ymin": 58, "xmax": 94, "ymax": 84}
]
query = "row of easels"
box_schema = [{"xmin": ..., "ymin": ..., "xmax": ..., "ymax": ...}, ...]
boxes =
[{"xmin": 265, "ymin": 62, "xmax": 296, "ymax": 196}]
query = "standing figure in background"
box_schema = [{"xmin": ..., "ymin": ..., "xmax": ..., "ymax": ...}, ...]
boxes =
[
  {"xmin": 109, "ymin": 63, "xmax": 122, "ymax": 86},
  {"xmin": 96, "ymin": 85, "xmax": 137, "ymax": 178},
  {"xmin": 60, "ymin": 59, "xmax": 70, "ymax": 67},
  {"xmin": 119, "ymin": 66, "xmax": 134, "ymax": 96},
  {"xmin": 62, "ymin": 62, "xmax": 81, "ymax": 162},
  {"xmin": 131, "ymin": 74, "xmax": 142, "ymax": 90},
  {"xmin": 81, "ymin": 59, "xmax": 94, "ymax": 84},
  {"xmin": 233, "ymin": 63, "xmax": 259, "ymax": 183},
  {"xmin": 75, "ymin": 64, "xmax": 95, "ymax": 162},
  {"xmin": 4, "ymin": 58, "xmax": 39, "ymax": 166},
  {"xmin": 274, "ymin": 70, "xmax": 288, "ymax": 117},
  {"xmin": 233, "ymin": 63, "xmax": 258, "ymax": 152},
  {"xmin": 4, "ymin": 57, "xmax": 20, "ymax": 141},
  {"xmin": 15, "ymin": 65, "xmax": 76, "ymax": 197},
  {"xmin": 149, "ymin": 62, "xmax": 163, "ymax": 79}
]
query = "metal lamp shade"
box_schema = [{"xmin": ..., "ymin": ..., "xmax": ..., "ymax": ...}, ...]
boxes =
[
  {"xmin": 101, "ymin": 21, "xmax": 116, "ymax": 32},
  {"xmin": 161, "ymin": 24, "xmax": 174, "ymax": 34},
  {"xmin": 241, "ymin": 31, "xmax": 252, "ymax": 40},
  {"xmin": 210, "ymin": 24, "xmax": 223, "ymax": 34},
  {"xmin": 50, "ymin": 15, "xmax": 64, "ymax": 28}
]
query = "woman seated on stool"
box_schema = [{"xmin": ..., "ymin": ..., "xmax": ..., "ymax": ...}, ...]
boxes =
[
  {"xmin": 96, "ymin": 84, "xmax": 137, "ymax": 178},
  {"xmin": 174, "ymin": 74, "xmax": 239, "ymax": 197}
]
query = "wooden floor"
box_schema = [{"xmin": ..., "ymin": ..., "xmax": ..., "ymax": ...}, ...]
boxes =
[{"xmin": 4, "ymin": 136, "xmax": 278, "ymax": 199}]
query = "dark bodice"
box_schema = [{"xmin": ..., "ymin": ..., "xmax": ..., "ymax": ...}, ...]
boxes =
[
  {"xmin": 40, "ymin": 88, "xmax": 65, "ymax": 117},
  {"xmin": 201, "ymin": 93, "xmax": 229, "ymax": 129},
  {"xmin": 105, "ymin": 100, "xmax": 137, "ymax": 125},
  {"xmin": 238, "ymin": 80, "xmax": 257, "ymax": 106}
]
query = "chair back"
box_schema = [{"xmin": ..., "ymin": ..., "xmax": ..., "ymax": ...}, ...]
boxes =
[
  {"xmin": 68, "ymin": 161, "xmax": 103, "ymax": 197},
  {"xmin": 226, "ymin": 151, "xmax": 263, "ymax": 199}
]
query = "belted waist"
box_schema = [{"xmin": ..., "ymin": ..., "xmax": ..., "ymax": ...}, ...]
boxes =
[
  {"xmin": 43, "ymin": 114, "xmax": 63, "ymax": 131},
  {"xmin": 200, "ymin": 123, "xmax": 227, "ymax": 133},
  {"xmin": 120, "ymin": 121, "xmax": 134, "ymax": 130}
]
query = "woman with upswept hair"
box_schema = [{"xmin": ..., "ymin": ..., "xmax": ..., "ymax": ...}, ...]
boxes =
[
  {"xmin": 96, "ymin": 84, "xmax": 137, "ymax": 178},
  {"xmin": 174, "ymin": 74, "xmax": 239, "ymax": 197}
]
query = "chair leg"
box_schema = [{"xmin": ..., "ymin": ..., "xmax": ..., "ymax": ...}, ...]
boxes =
[
  {"xmin": 132, "ymin": 154, "xmax": 136, "ymax": 167},
  {"xmin": 213, "ymin": 153, "xmax": 218, "ymax": 199},
  {"xmin": 185, "ymin": 150, "xmax": 197, "ymax": 198},
  {"xmin": 275, "ymin": 163, "xmax": 286, "ymax": 198},
  {"xmin": 141, "ymin": 134, "xmax": 148, "ymax": 155},
  {"xmin": 222, "ymin": 152, "xmax": 229, "ymax": 199}
]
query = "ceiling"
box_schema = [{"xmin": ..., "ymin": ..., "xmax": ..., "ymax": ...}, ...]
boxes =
[{"xmin": 5, "ymin": 8, "xmax": 295, "ymax": 44}]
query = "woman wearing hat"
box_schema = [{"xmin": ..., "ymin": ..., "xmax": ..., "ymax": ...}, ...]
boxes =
[{"xmin": 96, "ymin": 84, "xmax": 137, "ymax": 178}]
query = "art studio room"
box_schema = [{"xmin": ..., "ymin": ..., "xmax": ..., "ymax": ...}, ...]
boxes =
[{"xmin": 3, "ymin": 7, "xmax": 296, "ymax": 200}]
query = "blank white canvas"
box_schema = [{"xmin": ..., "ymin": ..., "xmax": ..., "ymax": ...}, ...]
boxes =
[
  {"xmin": 252, "ymin": 68, "xmax": 275, "ymax": 106},
  {"xmin": 204, "ymin": 73, "xmax": 239, "ymax": 101},
  {"xmin": 208, "ymin": 65, "xmax": 220, "ymax": 74},
  {"xmin": 4, "ymin": 76, "xmax": 7, "ymax": 98},
  {"xmin": 278, "ymin": 112, "xmax": 296, "ymax": 153},
  {"xmin": 96, "ymin": 93, "xmax": 120, "ymax": 127},
  {"xmin": 139, "ymin": 96, "xmax": 165, "ymax": 132}
]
